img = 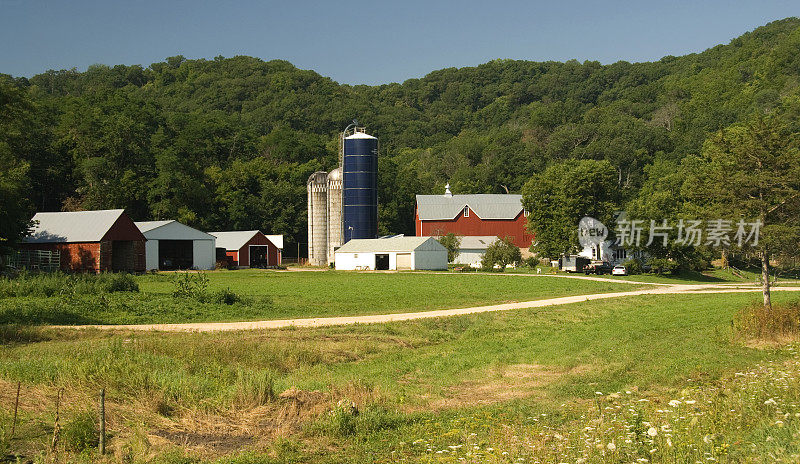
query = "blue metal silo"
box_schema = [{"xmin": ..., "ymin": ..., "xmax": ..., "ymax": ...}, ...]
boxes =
[{"xmin": 343, "ymin": 130, "xmax": 378, "ymax": 242}]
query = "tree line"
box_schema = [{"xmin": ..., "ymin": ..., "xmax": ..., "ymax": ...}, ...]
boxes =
[{"xmin": 2, "ymin": 18, "xmax": 800, "ymax": 260}]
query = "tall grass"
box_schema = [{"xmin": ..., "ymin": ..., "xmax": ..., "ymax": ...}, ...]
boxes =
[
  {"xmin": 0, "ymin": 271, "xmax": 138, "ymax": 298},
  {"xmin": 733, "ymin": 299, "xmax": 800, "ymax": 341}
]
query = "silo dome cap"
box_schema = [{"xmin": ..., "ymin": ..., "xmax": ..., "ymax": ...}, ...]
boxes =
[
  {"xmin": 307, "ymin": 171, "xmax": 328, "ymax": 184},
  {"xmin": 345, "ymin": 132, "xmax": 376, "ymax": 140},
  {"xmin": 327, "ymin": 167, "xmax": 342, "ymax": 180}
]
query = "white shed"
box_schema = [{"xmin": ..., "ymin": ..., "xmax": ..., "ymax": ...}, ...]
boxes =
[
  {"xmin": 135, "ymin": 220, "xmax": 216, "ymax": 271},
  {"xmin": 453, "ymin": 236, "xmax": 499, "ymax": 268},
  {"xmin": 335, "ymin": 236, "xmax": 448, "ymax": 271}
]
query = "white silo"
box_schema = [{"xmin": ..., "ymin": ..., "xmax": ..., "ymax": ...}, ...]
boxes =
[
  {"xmin": 326, "ymin": 167, "xmax": 343, "ymax": 265},
  {"xmin": 307, "ymin": 171, "xmax": 328, "ymax": 266}
]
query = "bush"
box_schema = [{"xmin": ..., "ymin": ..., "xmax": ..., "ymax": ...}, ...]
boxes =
[
  {"xmin": 648, "ymin": 258, "xmax": 679, "ymax": 275},
  {"xmin": 102, "ymin": 273, "xmax": 139, "ymax": 293},
  {"xmin": 481, "ymin": 237, "xmax": 522, "ymax": 272},
  {"xmin": 733, "ymin": 300, "xmax": 800, "ymax": 341},
  {"xmin": 172, "ymin": 272, "xmax": 209, "ymax": 299},
  {"xmin": 522, "ymin": 256, "xmax": 538, "ymax": 268},
  {"xmin": 172, "ymin": 273, "xmax": 249, "ymax": 305},
  {"xmin": 622, "ymin": 258, "xmax": 644, "ymax": 275},
  {"xmin": 61, "ymin": 411, "xmax": 98, "ymax": 452}
]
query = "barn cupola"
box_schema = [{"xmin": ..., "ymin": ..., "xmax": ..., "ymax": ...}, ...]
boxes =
[{"xmin": 444, "ymin": 183, "xmax": 452, "ymax": 198}]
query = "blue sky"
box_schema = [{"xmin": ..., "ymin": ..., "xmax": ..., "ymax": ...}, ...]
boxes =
[{"xmin": 1, "ymin": 0, "xmax": 798, "ymax": 85}]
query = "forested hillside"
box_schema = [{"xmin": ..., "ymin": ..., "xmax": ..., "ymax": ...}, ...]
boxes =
[{"xmin": 2, "ymin": 18, "xmax": 800, "ymax": 254}]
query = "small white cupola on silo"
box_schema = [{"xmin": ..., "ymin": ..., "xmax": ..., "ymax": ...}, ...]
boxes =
[{"xmin": 444, "ymin": 183, "xmax": 452, "ymax": 198}]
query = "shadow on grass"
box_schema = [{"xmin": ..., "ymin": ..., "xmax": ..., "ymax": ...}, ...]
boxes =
[
  {"xmin": 0, "ymin": 324, "xmax": 55, "ymax": 345},
  {"xmin": 0, "ymin": 306, "xmax": 103, "ymax": 327}
]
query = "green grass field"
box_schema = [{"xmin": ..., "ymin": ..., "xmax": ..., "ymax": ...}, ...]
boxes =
[
  {"xmin": 0, "ymin": 270, "xmax": 643, "ymax": 325},
  {"xmin": 2, "ymin": 287, "xmax": 799, "ymax": 463}
]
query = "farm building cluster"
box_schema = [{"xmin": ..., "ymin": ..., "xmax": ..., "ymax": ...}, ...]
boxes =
[
  {"xmin": 305, "ymin": 126, "xmax": 537, "ymax": 271},
  {"xmin": 17, "ymin": 209, "xmax": 283, "ymax": 273}
]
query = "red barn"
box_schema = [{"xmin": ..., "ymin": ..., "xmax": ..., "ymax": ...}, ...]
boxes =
[
  {"xmin": 415, "ymin": 190, "xmax": 533, "ymax": 248},
  {"xmin": 210, "ymin": 230, "xmax": 281, "ymax": 268},
  {"xmin": 21, "ymin": 209, "xmax": 146, "ymax": 272}
]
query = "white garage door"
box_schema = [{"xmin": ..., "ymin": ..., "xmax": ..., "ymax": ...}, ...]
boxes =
[{"xmin": 396, "ymin": 253, "xmax": 412, "ymax": 270}]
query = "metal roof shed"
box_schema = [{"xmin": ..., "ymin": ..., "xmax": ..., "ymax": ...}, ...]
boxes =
[
  {"xmin": 209, "ymin": 230, "xmax": 281, "ymax": 268},
  {"xmin": 334, "ymin": 236, "xmax": 447, "ymax": 271},
  {"xmin": 22, "ymin": 209, "xmax": 146, "ymax": 272},
  {"xmin": 135, "ymin": 220, "xmax": 216, "ymax": 270}
]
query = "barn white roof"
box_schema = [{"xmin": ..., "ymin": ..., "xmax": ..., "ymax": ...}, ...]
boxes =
[
  {"xmin": 336, "ymin": 236, "xmax": 446, "ymax": 253},
  {"xmin": 25, "ymin": 209, "xmax": 125, "ymax": 243},
  {"xmin": 416, "ymin": 194, "xmax": 523, "ymax": 220},
  {"xmin": 265, "ymin": 235, "xmax": 284, "ymax": 249},
  {"xmin": 135, "ymin": 220, "xmax": 215, "ymax": 240}
]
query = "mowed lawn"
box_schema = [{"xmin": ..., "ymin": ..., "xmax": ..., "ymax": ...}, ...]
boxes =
[
  {"xmin": 132, "ymin": 270, "xmax": 640, "ymax": 321},
  {"xmin": 0, "ymin": 270, "xmax": 642, "ymax": 325},
  {"xmin": 1, "ymin": 290, "xmax": 797, "ymax": 462}
]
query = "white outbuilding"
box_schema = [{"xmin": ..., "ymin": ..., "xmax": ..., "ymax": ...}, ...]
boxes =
[
  {"xmin": 135, "ymin": 220, "xmax": 216, "ymax": 271},
  {"xmin": 334, "ymin": 236, "xmax": 448, "ymax": 271},
  {"xmin": 453, "ymin": 236, "xmax": 499, "ymax": 268}
]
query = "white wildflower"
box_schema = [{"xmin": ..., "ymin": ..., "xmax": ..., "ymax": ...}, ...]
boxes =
[
  {"xmin": 606, "ymin": 442, "xmax": 616, "ymax": 452},
  {"xmin": 647, "ymin": 427, "xmax": 658, "ymax": 437}
]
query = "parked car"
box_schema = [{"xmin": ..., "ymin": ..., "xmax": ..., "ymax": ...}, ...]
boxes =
[
  {"xmin": 612, "ymin": 265, "xmax": 628, "ymax": 276},
  {"xmin": 584, "ymin": 262, "xmax": 613, "ymax": 275}
]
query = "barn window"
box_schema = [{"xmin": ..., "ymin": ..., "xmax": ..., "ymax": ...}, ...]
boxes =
[
  {"xmin": 354, "ymin": 253, "xmax": 359, "ymax": 258},
  {"xmin": 523, "ymin": 209, "xmax": 529, "ymax": 217},
  {"xmin": 463, "ymin": 206, "xmax": 470, "ymax": 217}
]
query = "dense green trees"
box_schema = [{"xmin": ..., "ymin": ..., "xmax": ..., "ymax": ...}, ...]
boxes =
[
  {"xmin": 1, "ymin": 18, "xmax": 800, "ymax": 255},
  {"xmin": 521, "ymin": 160, "xmax": 619, "ymax": 259},
  {"xmin": 0, "ymin": 78, "xmax": 37, "ymax": 253}
]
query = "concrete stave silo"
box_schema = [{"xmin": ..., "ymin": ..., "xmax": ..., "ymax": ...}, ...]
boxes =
[
  {"xmin": 306, "ymin": 171, "xmax": 328, "ymax": 266},
  {"xmin": 326, "ymin": 167, "xmax": 343, "ymax": 264}
]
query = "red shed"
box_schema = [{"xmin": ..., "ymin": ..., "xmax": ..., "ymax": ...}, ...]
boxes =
[
  {"xmin": 415, "ymin": 190, "xmax": 533, "ymax": 248},
  {"xmin": 209, "ymin": 230, "xmax": 281, "ymax": 268},
  {"xmin": 21, "ymin": 209, "xmax": 146, "ymax": 272}
]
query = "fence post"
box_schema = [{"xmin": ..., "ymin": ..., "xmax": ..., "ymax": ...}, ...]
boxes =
[
  {"xmin": 51, "ymin": 388, "xmax": 63, "ymax": 454},
  {"xmin": 99, "ymin": 389, "xmax": 106, "ymax": 455},
  {"xmin": 11, "ymin": 381, "xmax": 20, "ymax": 438}
]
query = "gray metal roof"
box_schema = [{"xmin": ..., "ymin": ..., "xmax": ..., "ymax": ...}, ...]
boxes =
[
  {"xmin": 416, "ymin": 194, "xmax": 523, "ymax": 220},
  {"xmin": 25, "ymin": 209, "xmax": 126, "ymax": 243},
  {"xmin": 458, "ymin": 236, "xmax": 500, "ymax": 250},
  {"xmin": 135, "ymin": 220, "xmax": 215, "ymax": 241},
  {"xmin": 336, "ymin": 236, "xmax": 446, "ymax": 253},
  {"xmin": 209, "ymin": 231, "xmax": 261, "ymax": 251},
  {"xmin": 135, "ymin": 220, "xmax": 173, "ymax": 233}
]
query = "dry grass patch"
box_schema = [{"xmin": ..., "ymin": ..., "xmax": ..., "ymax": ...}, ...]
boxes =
[{"xmin": 433, "ymin": 363, "xmax": 593, "ymax": 409}]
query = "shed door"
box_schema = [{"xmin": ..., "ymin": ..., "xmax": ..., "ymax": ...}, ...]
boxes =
[
  {"xmin": 250, "ymin": 246, "xmax": 269, "ymax": 268},
  {"xmin": 396, "ymin": 253, "xmax": 412, "ymax": 270}
]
